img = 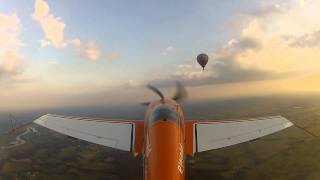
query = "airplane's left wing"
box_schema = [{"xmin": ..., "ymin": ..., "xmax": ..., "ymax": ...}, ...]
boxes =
[
  {"xmin": 185, "ymin": 116, "xmax": 293, "ymax": 155},
  {"xmin": 34, "ymin": 114, "xmax": 144, "ymax": 154}
]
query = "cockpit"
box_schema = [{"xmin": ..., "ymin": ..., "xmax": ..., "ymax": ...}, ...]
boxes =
[{"xmin": 149, "ymin": 104, "xmax": 180, "ymax": 125}]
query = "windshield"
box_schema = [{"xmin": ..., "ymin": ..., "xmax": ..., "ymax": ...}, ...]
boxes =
[{"xmin": 149, "ymin": 104, "xmax": 179, "ymax": 125}]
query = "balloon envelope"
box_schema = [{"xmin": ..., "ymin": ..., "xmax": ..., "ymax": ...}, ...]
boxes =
[{"xmin": 197, "ymin": 53, "xmax": 208, "ymax": 70}]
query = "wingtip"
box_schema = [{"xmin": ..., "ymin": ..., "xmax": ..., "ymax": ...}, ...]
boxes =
[{"xmin": 285, "ymin": 121, "xmax": 294, "ymax": 128}]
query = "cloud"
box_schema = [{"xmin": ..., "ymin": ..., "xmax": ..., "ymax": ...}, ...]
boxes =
[
  {"xmin": 161, "ymin": 46, "xmax": 175, "ymax": 55},
  {"xmin": 39, "ymin": 39, "xmax": 51, "ymax": 47},
  {"xmin": 0, "ymin": 12, "xmax": 27, "ymax": 83},
  {"xmin": 84, "ymin": 41, "xmax": 101, "ymax": 60},
  {"xmin": 244, "ymin": 4, "xmax": 284, "ymax": 17},
  {"xmin": 70, "ymin": 38, "xmax": 105, "ymax": 61},
  {"xmin": 289, "ymin": 30, "xmax": 320, "ymax": 47},
  {"xmin": 0, "ymin": 14, "xmax": 23, "ymax": 48},
  {"xmin": 32, "ymin": 0, "xmax": 104, "ymax": 61},
  {"xmin": 177, "ymin": 64, "xmax": 193, "ymax": 68},
  {"xmin": 224, "ymin": 0, "xmax": 320, "ymax": 77},
  {"xmin": 1, "ymin": 50, "xmax": 24, "ymax": 72},
  {"xmin": 0, "ymin": 50, "xmax": 27, "ymax": 83},
  {"xmin": 69, "ymin": 38, "xmax": 81, "ymax": 48},
  {"xmin": 223, "ymin": 37, "xmax": 261, "ymax": 52},
  {"xmin": 69, "ymin": 39, "xmax": 102, "ymax": 61},
  {"xmin": 150, "ymin": 37, "xmax": 279, "ymax": 87},
  {"xmin": 149, "ymin": 0, "xmax": 320, "ymax": 88},
  {"xmin": 32, "ymin": 0, "xmax": 66, "ymax": 48},
  {"xmin": 296, "ymin": 0, "xmax": 306, "ymax": 6},
  {"xmin": 128, "ymin": 80, "xmax": 142, "ymax": 87}
]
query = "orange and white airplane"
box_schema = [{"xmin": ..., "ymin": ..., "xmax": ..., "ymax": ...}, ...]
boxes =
[{"xmin": 34, "ymin": 83, "xmax": 293, "ymax": 180}]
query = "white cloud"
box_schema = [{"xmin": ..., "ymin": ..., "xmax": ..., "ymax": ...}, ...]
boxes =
[
  {"xmin": 69, "ymin": 38, "xmax": 81, "ymax": 48},
  {"xmin": 68, "ymin": 39, "xmax": 103, "ymax": 61},
  {"xmin": 175, "ymin": 63, "xmax": 213, "ymax": 80},
  {"xmin": 0, "ymin": 13, "xmax": 26, "ymax": 78},
  {"xmin": 1, "ymin": 50, "xmax": 24, "ymax": 72},
  {"xmin": 32, "ymin": 0, "xmax": 49, "ymax": 20},
  {"xmin": 0, "ymin": 14, "xmax": 23, "ymax": 48},
  {"xmin": 84, "ymin": 41, "xmax": 101, "ymax": 60},
  {"xmin": 296, "ymin": 0, "xmax": 306, "ymax": 6},
  {"xmin": 39, "ymin": 39, "xmax": 50, "ymax": 47},
  {"xmin": 161, "ymin": 46, "xmax": 175, "ymax": 55},
  {"xmin": 175, "ymin": 70, "xmax": 213, "ymax": 80},
  {"xmin": 128, "ymin": 80, "xmax": 142, "ymax": 87},
  {"xmin": 150, "ymin": 0, "xmax": 320, "ymax": 87},
  {"xmin": 177, "ymin": 64, "xmax": 193, "ymax": 68},
  {"xmin": 224, "ymin": 39, "xmax": 238, "ymax": 48},
  {"xmin": 32, "ymin": 0, "xmax": 104, "ymax": 61},
  {"xmin": 32, "ymin": 0, "xmax": 66, "ymax": 48},
  {"xmin": 266, "ymin": 0, "xmax": 320, "ymax": 37},
  {"xmin": 236, "ymin": 0, "xmax": 320, "ymax": 73}
]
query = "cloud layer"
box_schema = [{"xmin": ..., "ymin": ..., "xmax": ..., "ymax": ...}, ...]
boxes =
[
  {"xmin": 150, "ymin": 37, "xmax": 283, "ymax": 87},
  {"xmin": 149, "ymin": 0, "xmax": 320, "ymax": 87}
]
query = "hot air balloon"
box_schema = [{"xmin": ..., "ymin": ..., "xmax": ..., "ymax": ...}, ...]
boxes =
[{"xmin": 197, "ymin": 53, "xmax": 208, "ymax": 70}]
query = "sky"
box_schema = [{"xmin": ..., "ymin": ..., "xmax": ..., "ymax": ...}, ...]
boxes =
[{"xmin": 0, "ymin": 0, "xmax": 320, "ymax": 110}]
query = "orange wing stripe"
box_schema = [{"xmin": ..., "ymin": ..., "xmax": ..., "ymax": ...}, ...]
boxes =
[
  {"xmin": 134, "ymin": 121, "xmax": 144, "ymax": 154},
  {"xmin": 184, "ymin": 121, "xmax": 194, "ymax": 155}
]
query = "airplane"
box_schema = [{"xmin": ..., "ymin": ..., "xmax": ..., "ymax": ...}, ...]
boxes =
[{"xmin": 34, "ymin": 83, "xmax": 293, "ymax": 180}]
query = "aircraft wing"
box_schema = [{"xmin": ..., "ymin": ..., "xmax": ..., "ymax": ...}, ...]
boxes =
[
  {"xmin": 185, "ymin": 116, "xmax": 293, "ymax": 154},
  {"xmin": 34, "ymin": 114, "xmax": 144, "ymax": 154}
]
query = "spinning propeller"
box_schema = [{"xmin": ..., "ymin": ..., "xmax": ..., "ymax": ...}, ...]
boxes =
[{"xmin": 142, "ymin": 82, "xmax": 187, "ymax": 106}]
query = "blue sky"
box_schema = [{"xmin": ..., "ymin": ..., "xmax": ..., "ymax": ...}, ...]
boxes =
[
  {"xmin": 1, "ymin": 0, "xmax": 251, "ymax": 86},
  {"xmin": 0, "ymin": 0, "xmax": 319, "ymax": 110},
  {"xmin": 2, "ymin": 0, "xmax": 256, "ymax": 65}
]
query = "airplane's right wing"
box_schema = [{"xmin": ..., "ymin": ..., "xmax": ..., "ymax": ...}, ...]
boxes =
[{"xmin": 185, "ymin": 116, "xmax": 293, "ymax": 155}]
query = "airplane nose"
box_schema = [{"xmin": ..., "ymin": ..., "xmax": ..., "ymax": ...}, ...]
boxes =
[
  {"xmin": 161, "ymin": 118, "xmax": 169, "ymax": 121},
  {"xmin": 148, "ymin": 104, "xmax": 180, "ymax": 127}
]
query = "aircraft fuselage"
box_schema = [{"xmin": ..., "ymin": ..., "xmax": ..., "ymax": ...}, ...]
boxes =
[{"xmin": 144, "ymin": 99, "xmax": 185, "ymax": 180}]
